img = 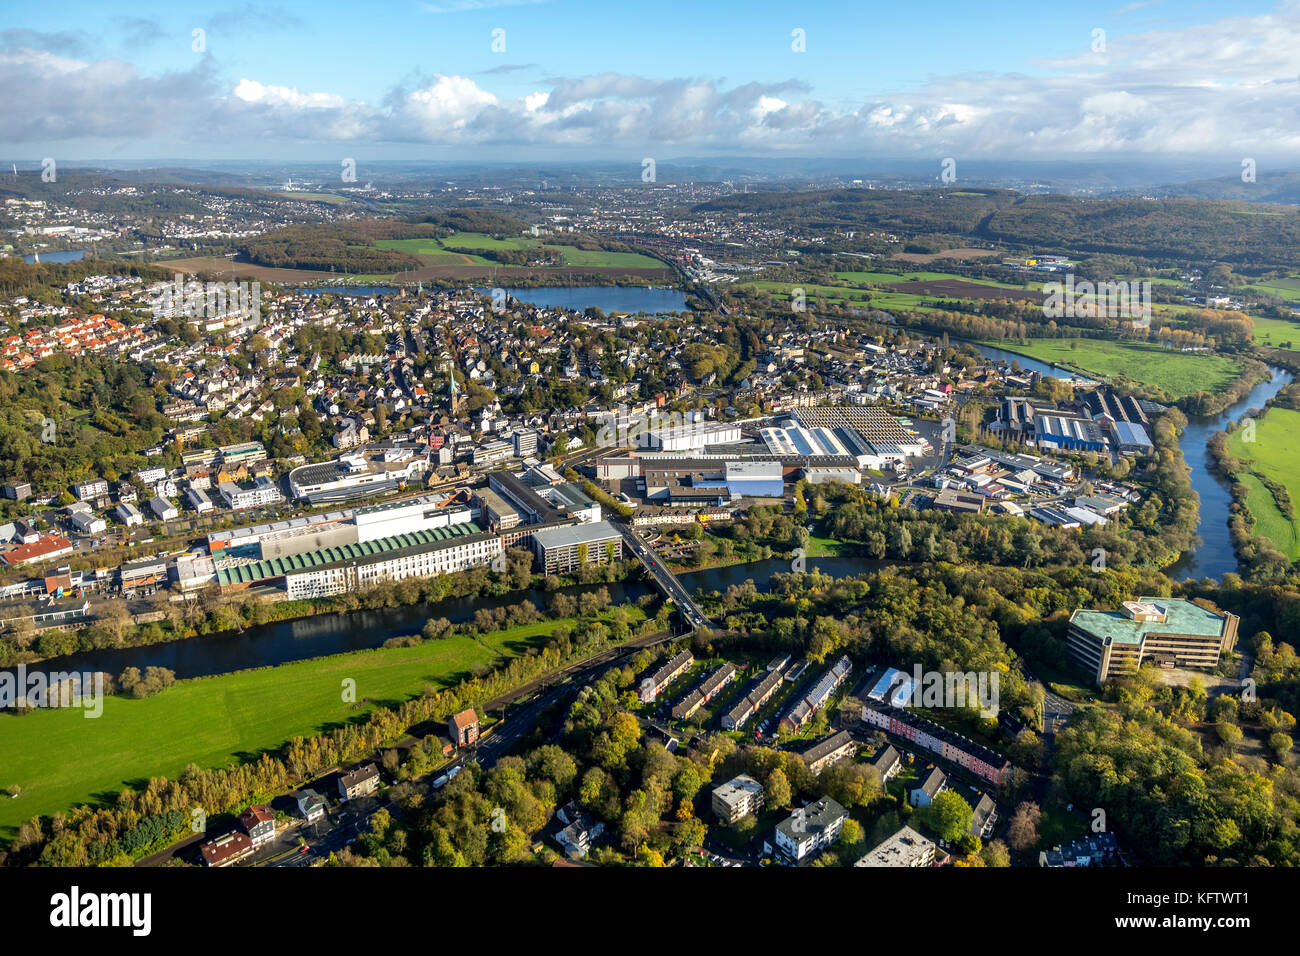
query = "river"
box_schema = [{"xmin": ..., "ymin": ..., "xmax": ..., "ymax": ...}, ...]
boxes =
[
  {"xmin": 964, "ymin": 341, "xmax": 1295, "ymax": 582},
  {"xmin": 964, "ymin": 340, "xmax": 1097, "ymax": 384},
  {"xmin": 1166, "ymin": 365, "xmax": 1294, "ymax": 581},
  {"xmin": 10, "ymin": 557, "xmax": 885, "ymax": 682}
]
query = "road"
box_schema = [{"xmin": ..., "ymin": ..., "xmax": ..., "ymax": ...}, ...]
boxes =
[
  {"xmin": 238, "ymin": 627, "xmax": 682, "ymax": 866},
  {"xmin": 614, "ymin": 522, "xmax": 714, "ymax": 631}
]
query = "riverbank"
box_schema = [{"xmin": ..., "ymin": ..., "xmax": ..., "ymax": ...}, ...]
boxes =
[
  {"xmin": 1166, "ymin": 365, "xmax": 1296, "ymax": 582},
  {"xmin": 2, "ymin": 559, "xmax": 647, "ymax": 669},
  {"xmin": 1205, "ymin": 387, "xmax": 1300, "ymax": 576},
  {"xmin": 0, "ymin": 605, "xmax": 648, "ymax": 836},
  {"xmin": 972, "ymin": 336, "xmax": 1249, "ymax": 407}
]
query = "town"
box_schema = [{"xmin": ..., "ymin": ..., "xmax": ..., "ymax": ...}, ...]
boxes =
[{"xmin": 0, "ymin": 6, "xmax": 1297, "ymax": 927}]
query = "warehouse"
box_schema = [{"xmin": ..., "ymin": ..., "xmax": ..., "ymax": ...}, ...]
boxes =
[{"xmin": 723, "ymin": 460, "xmax": 784, "ymax": 498}]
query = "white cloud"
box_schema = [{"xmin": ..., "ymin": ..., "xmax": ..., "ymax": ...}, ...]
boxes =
[
  {"xmin": 233, "ymin": 79, "xmax": 346, "ymax": 110},
  {"xmin": 7, "ymin": 3, "xmax": 1300, "ymax": 158}
]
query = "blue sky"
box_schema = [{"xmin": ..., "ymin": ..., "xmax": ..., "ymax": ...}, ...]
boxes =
[{"xmin": 3, "ymin": 0, "xmax": 1298, "ymax": 161}]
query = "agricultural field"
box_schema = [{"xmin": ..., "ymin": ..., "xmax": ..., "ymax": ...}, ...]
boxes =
[
  {"xmin": 979, "ymin": 338, "xmax": 1241, "ymax": 400},
  {"xmin": 280, "ymin": 191, "xmax": 351, "ymax": 205},
  {"xmin": 833, "ymin": 270, "xmax": 1034, "ymax": 290},
  {"xmin": 0, "ymin": 611, "xmax": 641, "ymax": 834},
  {"xmin": 378, "ymin": 233, "xmax": 665, "ymax": 271},
  {"xmin": 1242, "ymin": 277, "xmax": 1300, "ymax": 303},
  {"xmin": 1250, "ymin": 313, "xmax": 1300, "ymax": 349},
  {"xmin": 1226, "ymin": 407, "xmax": 1300, "ymax": 560}
]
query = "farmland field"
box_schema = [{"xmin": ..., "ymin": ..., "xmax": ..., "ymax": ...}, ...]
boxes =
[
  {"xmin": 0, "ymin": 610, "xmax": 642, "ymax": 835},
  {"xmin": 978, "ymin": 338, "xmax": 1241, "ymax": 399},
  {"xmin": 1250, "ymin": 313, "xmax": 1300, "ymax": 348},
  {"xmin": 1242, "ymin": 278, "xmax": 1300, "ymax": 303},
  {"xmin": 833, "ymin": 270, "xmax": 1034, "ymax": 290},
  {"xmin": 379, "ymin": 233, "xmax": 664, "ymax": 270},
  {"xmin": 1226, "ymin": 406, "xmax": 1300, "ymax": 560}
]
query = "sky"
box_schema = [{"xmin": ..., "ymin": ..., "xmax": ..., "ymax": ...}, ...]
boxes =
[{"xmin": 3, "ymin": 0, "xmax": 1300, "ymax": 165}]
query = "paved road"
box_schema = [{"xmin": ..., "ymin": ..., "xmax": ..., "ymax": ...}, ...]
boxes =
[
  {"xmin": 615, "ymin": 522, "xmax": 714, "ymax": 631},
  {"xmin": 238, "ymin": 628, "xmax": 682, "ymax": 866}
]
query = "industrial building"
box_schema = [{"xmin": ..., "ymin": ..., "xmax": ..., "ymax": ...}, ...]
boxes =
[
  {"xmin": 287, "ymin": 446, "xmax": 430, "ymax": 503},
  {"xmin": 214, "ymin": 522, "xmax": 502, "ymax": 597}
]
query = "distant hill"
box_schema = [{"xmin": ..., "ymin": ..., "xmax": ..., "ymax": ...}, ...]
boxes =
[
  {"xmin": 1147, "ymin": 169, "xmax": 1300, "ymax": 205},
  {"xmin": 696, "ymin": 186, "xmax": 1300, "ymax": 267}
]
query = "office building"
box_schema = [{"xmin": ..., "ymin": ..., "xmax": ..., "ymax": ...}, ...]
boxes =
[{"xmin": 1067, "ymin": 598, "xmax": 1239, "ymax": 685}]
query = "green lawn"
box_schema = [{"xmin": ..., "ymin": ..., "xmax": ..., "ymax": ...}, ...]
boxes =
[
  {"xmin": 440, "ymin": 232, "xmax": 537, "ymax": 251},
  {"xmin": 804, "ymin": 534, "xmax": 849, "ymax": 557},
  {"xmin": 1226, "ymin": 407, "xmax": 1300, "ymax": 560},
  {"xmin": 0, "ymin": 611, "xmax": 641, "ymax": 835},
  {"xmin": 978, "ymin": 338, "xmax": 1241, "ymax": 400}
]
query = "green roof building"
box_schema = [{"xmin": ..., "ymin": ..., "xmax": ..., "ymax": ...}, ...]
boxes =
[{"xmin": 1067, "ymin": 598, "xmax": 1239, "ymax": 685}]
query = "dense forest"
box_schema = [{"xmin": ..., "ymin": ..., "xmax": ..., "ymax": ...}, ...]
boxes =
[
  {"xmin": 238, "ymin": 220, "xmax": 438, "ymax": 272},
  {"xmin": 697, "ymin": 187, "xmax": 1300, "ymax": 267}
]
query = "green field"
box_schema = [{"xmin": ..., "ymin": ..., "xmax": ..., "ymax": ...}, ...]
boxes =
[
  {"xmin": 804, "ymin": 534, "xmax": 849, "ymax": 557},
  {"xmin": 1250, "ymin": 313, "xmax": 1300, "ymax": 348},
  {"xmin": 1243, "ymin": 278, "xmax": 1300, "ymax": 303},
  {"xmin": 281, "ymin": 191, "xmax": 350, "ymax": 205},
  {"xmin": 832, "ymin": 270, "xmax": 1033, "ymax": 289},
  {"xmin": 376, "ymin": 233, "xmax": 663, "ymax": 269},
  {"xmin": 374, "ymin": 238, "xmax": 492, "ymax": 264},
  {"xmin": 1226, "ymin": 407, "xmax": 1300, "ymax": 559},
  {"xmin": 0, "ymin": 611, "xmax": 642, "ymax": 834},
  {"xmin": 980, "ymin": 338, "xmax": 1241, "ymax": 399}
]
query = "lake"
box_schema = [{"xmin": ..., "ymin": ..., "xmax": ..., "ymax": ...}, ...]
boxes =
[
  {"xmin": 23, "ymin": 250, "xmax": 85, "ymax": 264},
  {"xmin": 479, "ymin": 286, "xmax": 689, "ymax": 314}
]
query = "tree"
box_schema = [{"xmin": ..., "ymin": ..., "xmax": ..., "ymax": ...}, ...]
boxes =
[
  {"xmin": 1216, "ymin": 720, "xmax": 1243, "ymax": 748},
  {"xmin": 980, "ymin": 839, "xmax": 1011, "ymax": 867},
  {"xmin": 765, "ymin": 768, "xmax": 791, "ymax": 810},
  {"xmin": 1006, "ymin": 801, "xmax": 1041, "ymax": 852},
  {"xmin": 676, "ymin": 816, "xmax": 707, "ymax": 850},
  {"xmin": 920, "ymin": 789, "xmax": 973, "ymax": 843},
  {"xmin": 839, "ymin": 818, "xmax": 863, "ymax": 846}
]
